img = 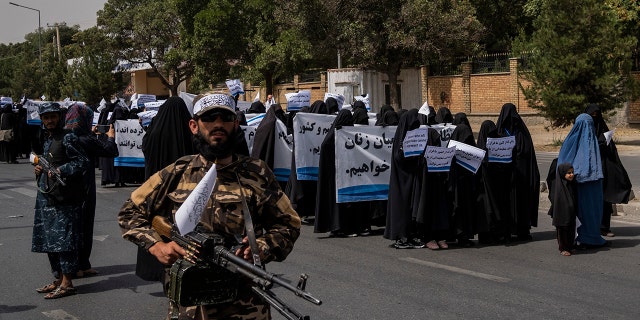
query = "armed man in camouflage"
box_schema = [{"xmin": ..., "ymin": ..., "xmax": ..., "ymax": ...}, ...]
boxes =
[{"xmin": 117, "ymin": 93, "xmax": 301, "ymax": 320}]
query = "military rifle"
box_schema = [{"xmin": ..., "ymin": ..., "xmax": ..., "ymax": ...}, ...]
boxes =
[
  {"xmin": 30, "ymin": 153, "xmax": 66, "ymax": 186},
  {"xmin": 152, "ymin": 216, "xmax": 321, "ymax": 320}
]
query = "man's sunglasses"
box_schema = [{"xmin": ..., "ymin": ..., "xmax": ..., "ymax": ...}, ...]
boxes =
[{"xmin": 198, "ymin": 112, "xmax": 236, "ymax": 123}]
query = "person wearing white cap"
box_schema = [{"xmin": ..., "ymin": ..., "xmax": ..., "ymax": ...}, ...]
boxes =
[{"xmin": 118, "ymin": 93, "xmax": 302, "ymax": 319}]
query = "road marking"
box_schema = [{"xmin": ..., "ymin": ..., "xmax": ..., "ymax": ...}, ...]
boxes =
[
  {"xmin": 94, "ymin": 235, "xmax": 109, "ymax": 241},
  {"xmin": 12, "ymin": 187, "xmax": 36, "ymax": 197},
  {"xmin": 400, "ymin": 257, "xmax": 511, "ymax": 283},
  {"xmin": 42, "ymin": 309, "xmax": 79, "ymax": 320}
]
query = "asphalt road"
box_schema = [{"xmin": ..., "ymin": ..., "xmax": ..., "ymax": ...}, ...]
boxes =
[{"xmin": 1, "ymin": 154, "xmax": 640, "ymax": 320}]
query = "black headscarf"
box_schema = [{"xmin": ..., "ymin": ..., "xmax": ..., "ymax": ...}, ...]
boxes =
[
  {"xmin": 426, "ymin": 106, "xmax": 437, "ymax": 125},
  {"xmin": 248, "ymin": 101, "xmax": 266, "ymax": 113},
  {"xmin": 379, "ymin": 110, "xmax": 399, "ymax": 126},
  {"xmin": 252, "ymin": 103, "xmax": 286, "ymax": 170},
  {"xmin": 310, "ymin": 100, "xmax": 327, "ymax": 114},
  {"xmin": 452, "ymin": 112, "xmax": 471, "ymax": 131},
  {"xmin": 352, "ymin": 107, "xmax": 369, "ymax": 125},
  {"xmin": 315, "ymin": 109, "xmax": 354, "ymax": 233},
  {"xmin": 584, "ymin": 103, "xmax": 632, "ymax": 203},
  {"xmin": 376, "ymin": 104, "xmax": 394, "ymax": 126},
  {"xmin": 326, "ymin": 97, "xmax": 339, "ymax": 114},
  {"xmin": 435, "ymin": 107, "xmax": 453, "ymax": 124},
  {"xmin": 550, "ymin": 162, "xmax": 577, "ymax": 227}
]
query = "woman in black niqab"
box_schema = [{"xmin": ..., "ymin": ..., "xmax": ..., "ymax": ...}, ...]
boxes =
[
  {"xmin": 141, "ymin": 96, "xmax": 194, "ymax": 180},
  {"xmin": 495, "ymin": 103, "xmax": 540, "ymax": 241},
  {"xmin": 384, "ymin": 109, "xmax": 425, "ymax": 247},
  {"xmin": 315, "ymin": 109, "xmax": 364, "ymax": 235},
  {"xmin": 251, "ymin": 103, "xmax": 288, "ymax": 189},
  {"xmin": 448, "ymin": 124, "xmax": 478, "ymax": 246}
]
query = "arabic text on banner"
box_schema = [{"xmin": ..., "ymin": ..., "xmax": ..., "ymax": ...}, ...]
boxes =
[
  {"xmin": 273, "ymin": 119, "xmax": 293, "ymax": 182},
  {"xmin": 447, "ymin": 139, "xmax": 485, "ymax": 174},
  {"xmin": 114, "ymin": 119, "xmax": 145, "ymax": 167},
  {"xmin": 425, "ymin": 145, "xmax": 456, "ymax": 172},
  {"xmin": 293, "ymin": 113, "xmax": 336, "ymax": 181},
  {"xmin": 334, "ymin": 125, "xmax": 396, "ymax": 203},
  {"xmin": 486, "ymin": 136, "xmax": 516, "ymax": 163}
]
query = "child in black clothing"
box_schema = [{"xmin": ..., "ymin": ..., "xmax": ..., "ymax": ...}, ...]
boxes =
[{"xmin": 550, "ymin": 162, "xmax": 577, "ymax": 256}]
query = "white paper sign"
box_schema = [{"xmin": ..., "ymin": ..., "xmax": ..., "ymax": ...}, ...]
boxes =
[
  {"xmin": 143, "ymin": 101, "xmax": 163, "ymax": 111},
  {"xmin": 447, "ymin": 139, "xmax": 485, "ymax": 174},
  {"xmin": 179, "ymin": 91, "xmax": 196, "ymax": 116},
  {"xmin": 135, "ymin": 94, "xmax": 156, "ymax": 107},
  {"xmin": 225, "ymin": 79, "xmax": 245, "ymax": 96},
  {"xmin": 285, "ymin": 90, "xmax": 311, "ymax": 111},
  {"xmin": 486, "ymin": 136, "xmax": 516, "ymax": 163},
  {"xmin": 402, "ymin": 127, "xmax": 428, "ymax": 157},
  {"xmin": 425, "ymin": 146, "xmax": 456, "ymax": 172},
  {"xmin": 137, "ymin": 110, "xmax": 158, "ymax": 127},
  {"xmin": 418, "ymin": 100, "xmax": 430, "ymax": 117},
  {"xmin": 603, "ymin": 129, "xmax": 615, "ymax": 146},
  {"xmin": 114, "ymin": 120, "xmax": 145, "ymax": 167},
  {"xmin": 353, "ymin": 94, "xmax": 371, "ymax": 111},
  {"xmin": 431, "ymin": 123, "xmax": 457, "ymax": 147},
  {"xmin": 175, "ymin": 164, "xmax": 217, "ymax": 235},
  {"xmin": 324, "ymin": 92, "xmax": 345, "ymax": 110}
]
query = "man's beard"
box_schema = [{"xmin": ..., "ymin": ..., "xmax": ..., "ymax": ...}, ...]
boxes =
[{"xmin": 193, "ymin": 127, "xmax": 236, "ymax": 162}]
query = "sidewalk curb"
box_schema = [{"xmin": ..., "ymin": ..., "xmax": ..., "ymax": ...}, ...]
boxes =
[{"xmin": 539, "ymin": 182, "xmax": 640, "ymax": 221}]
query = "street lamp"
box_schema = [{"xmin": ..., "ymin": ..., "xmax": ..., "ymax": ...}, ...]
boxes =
[{"xmin": 9, "ymin": 1, "xmax": 42, "ymax": 72}]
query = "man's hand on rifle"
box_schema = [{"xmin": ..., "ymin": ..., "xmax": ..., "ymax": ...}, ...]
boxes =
[
  {"xmin": 235, "ymin": 236, "xmax": 269, "ymax": 263},
  {"xmin": 34, "ymin": 165, "xmax": 43, "ymax": 176},
  {"xmin": 149, "ymin": 241, "xmax": 187, "ymax": 265}
]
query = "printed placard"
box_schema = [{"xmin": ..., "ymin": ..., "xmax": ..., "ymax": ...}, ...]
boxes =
[
  {"xmin": 425, "ymin": 145, "xmax": 456, "ymax": 172},
  {"xmin": 486, "ymin": 136, "xmax": 516, "ymax": 163},
  {"xmin": 285, "ymin": 90, "xmax": 311, "ymax": 111},
  {"xmin": 402, "ymin": 127, "xmax": 428, "ymax": 157},
  {"xmin": 447, "ymin": 139, "xmax": 485, "ymax": 174}
]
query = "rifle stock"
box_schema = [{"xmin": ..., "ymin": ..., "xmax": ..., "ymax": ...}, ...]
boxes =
[{"xmin": 151, "ymin": 216, "xmax": 321, "ymax": 320}]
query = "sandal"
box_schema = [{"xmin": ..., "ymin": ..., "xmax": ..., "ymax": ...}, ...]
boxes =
[
  {"xmin": 76, "ymin": 268, "xmax": 99, "ymax": 278},
  {"xmin": 426, "ymin": 240, "xmax": 439, "ymax": 250},
  {"xmin": 437, "ymin": 240, "xmax": 449, "ymax": 249},
  {"xmin": 36, "ymin": 281, "xmax": 60, "ymax": 293},
  {"xmin": 44, "ymin": 286, "xmax": 77, "ymax": 299},
  {"xmin": 560, "ymin": 250, "xmax": 571, "ymax": 256}
]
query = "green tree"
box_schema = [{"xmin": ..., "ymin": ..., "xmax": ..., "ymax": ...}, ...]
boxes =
[
  {"xmin": 175, "ymin": 0, "xmax": 321, "ymax": 94},
  {"xmin": 326, "ymin": 0, "xmax": 483, "ymax": 109},
  {"xmin": 515, "ymin": 0, "xmax": 638, "ymax": 127},
  {"xmin": 61, "ymin": 27, "xmax": 126, "ymax": 105},
  {"xmin": 98, "ymin": 0, "xmax": 191, "ymax": 96},
  {"xmin": 470, "ymin": 0, "xmax": 533, "ymax": 53}
]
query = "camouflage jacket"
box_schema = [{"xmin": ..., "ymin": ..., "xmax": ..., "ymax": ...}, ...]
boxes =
[{"xmin": 118, "ymin": 154, "xmax": 301, "ymax": 263}]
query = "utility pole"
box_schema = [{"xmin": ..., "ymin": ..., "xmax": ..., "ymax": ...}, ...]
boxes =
[
  {"xmin": 47, "ymin": 22, "xmax": 66, "ymax": 62},
  {"xmin": 9, "ymin": 2, "xmax": 42, "ymax": 72}
]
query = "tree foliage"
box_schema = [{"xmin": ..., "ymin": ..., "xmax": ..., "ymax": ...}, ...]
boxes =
[
  {"xmin": 324, "ymin": 0, "xmax": 484, "ymax": 108},
  {"xmin": 98, "ymin": 0, "xmax": 191, "ymax": 96},
  {"xmin": 515, "ymin": 0, "xmax": 638, "ymax": 127},
  {"xmin": 470, "ymin": 0, "xmax": 533, "ymax": 52}
]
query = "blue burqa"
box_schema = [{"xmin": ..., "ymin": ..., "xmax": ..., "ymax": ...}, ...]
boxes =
[{"xmin": 557, "ymin": 113, "xmax": 605, "ymax": 246}]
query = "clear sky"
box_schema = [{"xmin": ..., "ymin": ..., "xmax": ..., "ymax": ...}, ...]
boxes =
[{"xmin": 1, "ymin": 0, "xmax": 106, "ymax": 45}]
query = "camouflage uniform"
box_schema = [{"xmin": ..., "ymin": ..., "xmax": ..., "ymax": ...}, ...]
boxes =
[{"xmin": 118, "ymin": 154, "xmax": 301, "ymax": 320}]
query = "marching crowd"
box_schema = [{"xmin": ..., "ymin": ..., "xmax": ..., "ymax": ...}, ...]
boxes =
[{"xmin": 0, "ymin": 93, "xmax": 632, "ymax": 316}]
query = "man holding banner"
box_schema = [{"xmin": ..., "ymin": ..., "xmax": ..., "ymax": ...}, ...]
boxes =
[{"xmin": 117, "ymin": 93, "xmax": 301, "ymax": 320}]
